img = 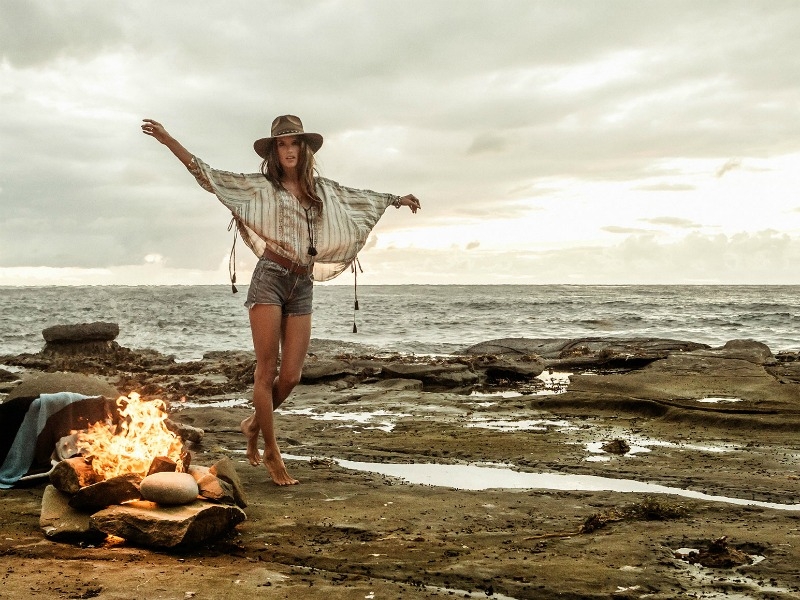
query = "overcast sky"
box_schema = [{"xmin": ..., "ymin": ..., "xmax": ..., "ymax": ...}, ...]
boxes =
[{"xmin": 2, "ymin": 0, "xmax": 800, "ymax": 286}]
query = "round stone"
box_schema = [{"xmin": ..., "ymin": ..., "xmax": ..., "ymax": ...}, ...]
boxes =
[{"xmin": 140, "ymin": 472, "xmax": 199, "ymax": 506}]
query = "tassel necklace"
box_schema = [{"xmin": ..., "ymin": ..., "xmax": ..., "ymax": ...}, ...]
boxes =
[{"xmin": 304, "ymin": 205, "xmax": 317, "ymax": 257}]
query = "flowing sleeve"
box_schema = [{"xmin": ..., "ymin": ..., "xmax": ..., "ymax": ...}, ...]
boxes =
[
  {"xmin": 319, "ymin": 178, "xmax": 398, "ymax": 235},
  {"xmin": 312, "ymin": 178, "xmax": 399, "ymax": 281},
  {"xmin": 186, "ymin": 156, "xmax": 272, "ymax": 258}
]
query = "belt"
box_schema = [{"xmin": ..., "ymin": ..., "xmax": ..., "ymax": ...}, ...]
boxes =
[{"xmin": 260, "ymin": 247, "xmax": 313, "ymax": 276}]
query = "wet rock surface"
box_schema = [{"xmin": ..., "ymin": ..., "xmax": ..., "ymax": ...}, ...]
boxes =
[{"xmin": 2, "ymin": 333, "xmax": 800, "ymax": 598}]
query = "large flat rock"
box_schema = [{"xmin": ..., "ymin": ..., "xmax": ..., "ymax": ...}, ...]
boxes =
[{"xmin": 89, "ymin": 500, "xmax": 246, "ymax": 548}]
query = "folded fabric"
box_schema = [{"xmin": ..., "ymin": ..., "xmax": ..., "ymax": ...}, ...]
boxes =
[{"xmin": 0, "ymin": 392, "xmax": 90, "ymax": 489}]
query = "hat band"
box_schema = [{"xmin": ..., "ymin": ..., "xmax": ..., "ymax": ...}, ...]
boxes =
[{"xmin": 273, "ymin": 128, "xmax": 303, "ymax": 136}]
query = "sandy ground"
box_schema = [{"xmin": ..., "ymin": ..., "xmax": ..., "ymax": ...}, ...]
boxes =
[{"xmin": 2, "ymin": 345, "xmax": 800, "ymax": 599}]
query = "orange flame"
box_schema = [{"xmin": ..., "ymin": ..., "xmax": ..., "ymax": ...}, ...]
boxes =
[{"xmin": 75, "ymin": 392, "xmax": 183, "ymax": 479}]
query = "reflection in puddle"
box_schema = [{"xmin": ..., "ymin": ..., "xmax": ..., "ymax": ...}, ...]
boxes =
[
  {"xmin": 696, "ymin": 397, "xmax": 743, "ymax": 404},
  {"xmin": 536, "ymin": 371, "xmax": 572, "ymax": 395},
  {"xmin": 284, "ymin": 455, "xmax": 800, "ymax": 511},
  {"xmin": 278, "ymin": 408, "xmax": 409, "ymax": 432},
  {"xmin": 585, "ymin": 441, "xmax": 650, "ymax": 461},
  {"xmin": 583, "ymin": 436, "xmax": 737, "ymax": 460},
  {"xmin": 467, "ymin": 418, "xmax": 575, "ymax": 432},
  {"xmin": 469, "ymin": 390, "xmax": 523, "ymax": 399},
  {"xmin": 469, "ymin": 371, "xmax": 571, "ymax": 399},
  {"xmin": 174, "ymin": 398, "xmax": 251, "ymax": 410}
]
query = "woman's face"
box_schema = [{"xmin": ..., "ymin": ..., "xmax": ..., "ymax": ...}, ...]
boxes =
[{"xmin": 276, "ymin": 136, "xmax": 301, "ymax": 172}]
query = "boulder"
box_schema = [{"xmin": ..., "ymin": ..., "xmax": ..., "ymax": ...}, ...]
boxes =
[
  {"xmin": 471, "ymin": 356, "xmax": 545, "ymax": 381},
  {"xmin": 381, "ymin": 363, "xmax": 479, "ymax": 388},
  {"xmin": 42, "ymin": 322, "xmax": 120, "ymax": 343},
  {"xmin": 140, "ymin": 472, "xmax": 199, "ymax": 506},
  {"xmin": 5, "ymin": 372, "xmax": 120, "ymax": 402},
  {"xmin": 0, "ymin": 368, "xmax": 20, "ymax": 383},
  {"xmin": 460, "ymin": 338, "xmax": 571, "ymax": 358},
  {"xmin": 209, "ymin": 457, "xmax": 247, "ymax": 508},
  {"xmin": 460, "ymin": 338, "xmax": 708, "ymax": 366},
  {"xmin": 691, "ymin": 339, "xmax": 775, "ymax": 365},
  {"xmin": 301, "ymin": 359, "xmax": 357, "ymax": 382},
  {"xmin": 69, "ymin": 473, "xmax": 142, "ymax": 512},
  {"xmin": 40, "ymin": 485, "xmax": 105, "ymax": 543},
  {"xmin": 89, "ymin": 500, "xmax": 246, "ymax": 548}
]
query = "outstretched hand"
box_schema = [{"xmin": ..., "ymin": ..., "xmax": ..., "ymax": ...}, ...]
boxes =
[
  {"xmin": 141, "ymin": 119, "xmax": 171, "ymax": 144},
  {"xmin": 398, "ymin": 194, "xmax": 421, "ymax": 214},
  {"xmin": 141, "ymin": 118, "xmax": 194, "ymax": 167}
]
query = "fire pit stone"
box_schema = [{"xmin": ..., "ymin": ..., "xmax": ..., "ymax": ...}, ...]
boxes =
[
  {"xmin": 40, "ymin": 485, "xmax": 106, "ymax": 544},
  {"xmin": 89, "ymin": 500, "xmax": 246, "ymax": 548},
  {"xmin": 140, "ymin": 472, "xmax": 199, "ymax": 505},
  {"xmin": 68, "ymin": 473, "xmax": 143, "ymax": 512}
]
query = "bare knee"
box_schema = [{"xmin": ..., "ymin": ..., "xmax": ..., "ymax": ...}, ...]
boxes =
[
  {"xmin": 254, "ymin": 363, "xmax": 277, "ymax": 390},
  {"xmin": 279, "ymin": 371, "xmax": 302, "ymax": 391}
]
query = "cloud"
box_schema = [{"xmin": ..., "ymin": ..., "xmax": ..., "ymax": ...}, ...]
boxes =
[
  {"xmin": 3, "ymin": 1, "xmax": 800, "ymax": 284},
  {"xmin": 635, "ymin": 183, "xmax": 696, "ymax": 192},
  {"xmin": 602, "ymin": 226, "xmax": 654, "ymax": 235},
  {"xmin": 640, "ymin": 217, "xmax": 701, "ymax": 229}
]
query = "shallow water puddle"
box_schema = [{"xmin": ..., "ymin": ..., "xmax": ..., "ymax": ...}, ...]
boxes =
[
  {"xmin": 467, "ymin": 417, "xmax": 575, "ymax": 432},
  {"xmin": 696, "ymin": 397, "xmax": 743, "ymax": 403},
  {"xmin": 584, "ymin": 441, "xmax": 650, "ymax": 462},
  {"xmin": 468, "ymin": 390, "xmax": 523, "ymax": 399},
  {"xmin": 174, "ymin": 397, "xmax": 251, "ymax": 409},
  {"xmin": 284, "ymin": 455, "xmax": 800, "ymax": 511},
  {"xmin": 278, "ymin": 407, "xmax": 409, "ymax": 432},
  {"xmin": 583, "ymin": 435, "xmax": 737, "ymax": 461},
  {"xmin": 535, "ymin": 370, "xmax": 572, "ymax": 394}
]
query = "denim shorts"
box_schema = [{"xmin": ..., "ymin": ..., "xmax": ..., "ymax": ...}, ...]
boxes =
[{"xmin": 244, "ymin": 256, "xmax": 314, "ymax": 315}]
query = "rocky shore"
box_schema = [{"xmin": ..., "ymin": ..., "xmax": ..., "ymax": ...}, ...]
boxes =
[{"xmin": 1, "ymin": 325, "xmax": 800, "ymax": 599}]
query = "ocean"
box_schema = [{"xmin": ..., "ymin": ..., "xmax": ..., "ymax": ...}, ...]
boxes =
[{"xmin": 2, "ymin": 285, "xmax": 800, "ymax": 361}]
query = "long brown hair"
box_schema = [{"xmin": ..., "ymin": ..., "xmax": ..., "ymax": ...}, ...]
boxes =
[{"xmin": 260, "ymin": 137, "xmax": 322, "ymax": 211}]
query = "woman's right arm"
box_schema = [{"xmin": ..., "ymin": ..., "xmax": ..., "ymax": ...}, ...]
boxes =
[{"xmin": 141, "ymin": 119, "xmax": 193, "ymax": 167}]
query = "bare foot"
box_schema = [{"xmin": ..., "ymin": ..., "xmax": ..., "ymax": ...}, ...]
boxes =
[
  {"xmin": 263, "ymin": 453, "xmax": 299, "ymax": 486},
  {"xmin": 240, "ymin": 416, "xmax": 261, "ymax": 466}
]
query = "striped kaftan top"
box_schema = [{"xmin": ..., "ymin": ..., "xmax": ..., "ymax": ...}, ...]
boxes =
[{"xmin": 188, "ymin": 157, "xmax": 398, "ymax": 281}]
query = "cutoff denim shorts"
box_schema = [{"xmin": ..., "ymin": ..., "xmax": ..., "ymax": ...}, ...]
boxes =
[{"xmin": 244, "ymin": 256, "xmax": 314, "ymax": 315}]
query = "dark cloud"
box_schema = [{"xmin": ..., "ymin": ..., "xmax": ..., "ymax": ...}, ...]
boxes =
[{"xmin": 2, "ymin": 0, "xmax": 800, "ymax": 283}]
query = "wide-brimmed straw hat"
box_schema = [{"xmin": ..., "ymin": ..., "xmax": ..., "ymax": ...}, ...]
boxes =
[{"xmin": 253, "ymin": 115, "xmax": 323, "ymax": 158}]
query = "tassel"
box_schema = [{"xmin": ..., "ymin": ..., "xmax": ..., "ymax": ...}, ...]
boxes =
[
  {"xmin": 227, "ymin": 217, "xmax": 239, "ymax": 294},
  {"xmin": 352, "ymin": 256, "xmax": 363, "ymax": 333}
]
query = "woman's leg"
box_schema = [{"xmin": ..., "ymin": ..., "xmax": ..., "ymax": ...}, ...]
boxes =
[
  {"xmin": 240, "ymin": 314, "xmax": 312, "ymax": 466},
  {"xmin": 246, "ymin": 304, "xmax": 298, "ymax": 486},
  {"xmin": 273, "ymin": 313, "xmax": 312, "ymax": 409}
]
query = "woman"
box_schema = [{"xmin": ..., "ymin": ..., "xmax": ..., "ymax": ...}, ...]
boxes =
[{"xmin": 142, "ymin": 115, "xmax": 420, "ymax": 485}]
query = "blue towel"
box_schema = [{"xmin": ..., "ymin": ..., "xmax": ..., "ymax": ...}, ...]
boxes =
[{"xmin": 0, "ymin": 392, "xmax": 90, "ymax": 489}]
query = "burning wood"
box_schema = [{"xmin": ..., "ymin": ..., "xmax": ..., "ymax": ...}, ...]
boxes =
[
  {"xmin": 74, "ymin": 392, "xmax": 184, "ymax": 479},
  {"xmin": 42, "ymin": 390, "xmax": 247, "ymax": 548}
]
